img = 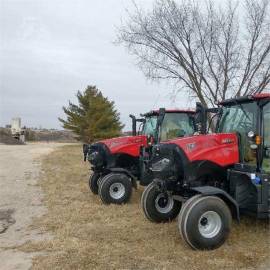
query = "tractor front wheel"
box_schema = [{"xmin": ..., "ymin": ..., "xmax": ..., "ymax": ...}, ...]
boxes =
[
  {"xmin": 88, "ymin": 173, "xmax": 101, "ymax": 195},
  {"xmin": 141, "ymin": 182, "xmax": 181, "ymax": 223},
  {"xmin": 98, "ymin": 173, "xmax": 132, "ymax": 204},
  {"xmin": 178, "ymin": 195, "xmax": 232, "ymax": 250}
]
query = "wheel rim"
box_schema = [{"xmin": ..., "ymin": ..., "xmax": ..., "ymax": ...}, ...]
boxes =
[
  {"xmin": 154, "ymin": 193, "xmax": 174, "ymax": 213},
  {"xmin": 109, "ymin": 182, "xmax": 125, "ymax": 200},
  {"xmin": 198, "ymin": 211, "xmax": 222, "ymax": 238}
]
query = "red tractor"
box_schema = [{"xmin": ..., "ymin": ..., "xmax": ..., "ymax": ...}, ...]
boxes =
[
  {"xmin": 141, "ymin": 93, "xmax": 270, "ymax": 250},
  {"xmin": 84, "ymin": 108, "xmax": 197, "ymax": 204}
]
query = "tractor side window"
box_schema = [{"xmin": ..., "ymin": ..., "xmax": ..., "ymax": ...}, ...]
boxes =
[
  {"xmin": 160, "ymin": 113, "xmax": 195, "ymax": 141},
  {"xmin": 142, "ymin": 116, "xmax": 157, "ymax": 136},
  {"xmin": 263, "ymin": 102, "xmax": 270, "ymax": 173},
  {"xmin": 218, "ymin": 102, "xmax": 257, "ymax": 164}
]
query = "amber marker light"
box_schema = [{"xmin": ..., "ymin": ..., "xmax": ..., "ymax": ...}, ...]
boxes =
[{"xmin": 255, "ymin": 135, "xmax": 261, "ymax": 145}]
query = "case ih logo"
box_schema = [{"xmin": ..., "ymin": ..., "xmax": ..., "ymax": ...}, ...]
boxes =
[
  {"xmin": 186, "ymin": 142, "xmax": 196, "ymax": 151},
  {"xmin": 221, "ymin": 138, "xmax": 234, "ymax": 144}
]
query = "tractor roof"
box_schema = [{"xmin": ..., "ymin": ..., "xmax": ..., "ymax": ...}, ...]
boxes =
[
  {"xmin": 143, "ymin": 109, "xmax": 195, "ymax": 117},
  {"xmin": 220, "ymin": 92, "xmax": 270, "ymax": 106}
]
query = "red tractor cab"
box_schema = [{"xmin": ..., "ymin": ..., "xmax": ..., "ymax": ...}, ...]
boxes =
[
  {"xmin": 141, "ymin": 93, "xmax": 270, "ymax": 250},
  {"xmin": 84, "ymin": 109, "xmax": 196, "ymax": 204}
]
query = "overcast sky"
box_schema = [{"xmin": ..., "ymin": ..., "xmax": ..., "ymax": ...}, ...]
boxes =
[{"xmin": 0, "ymin": 0, "xmax": 199, "ymax": 130}]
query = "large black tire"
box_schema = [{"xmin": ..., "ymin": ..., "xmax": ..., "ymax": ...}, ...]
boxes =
[
  {"xmin": 88, "ymin": 173, "xmax": 101, "ymax": 195},
  {"xmin": 98, "ymin": 173, "xmax": 132, "ymax": 204},
  {"xmin": 141, "ymin": 182, "xmax": 181, "ymax": 223},
  {"xmin": 178, "ymin": 196, "xmax": 232, "ymax": 250},
  {"xmin": 178, "ymin": 194, "xmax": 202, "ymax": 244}
]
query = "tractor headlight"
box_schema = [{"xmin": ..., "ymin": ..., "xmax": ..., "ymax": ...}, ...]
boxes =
[
  {"xmin": 151, "ymin": 158, "xmax": 171, "ymax": 172},
  {"xmin": 88, "ymin": 151, "xmax": 98, "ymax": 163},
  {"xmin": 88, "ymin": 151, "xmax": 103, "ymax": 167}
]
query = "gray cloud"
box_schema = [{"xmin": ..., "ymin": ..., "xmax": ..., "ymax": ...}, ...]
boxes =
[{"xmin": 0, "ymin": 0, "xmax": 194, "ymax": 130}]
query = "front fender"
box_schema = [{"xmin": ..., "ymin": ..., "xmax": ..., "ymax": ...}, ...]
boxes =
[
  {"xmin": 191, "ymin": 186, "xmax": 240, "ymax": 222},
  {"xmin": 108, "ymin": 168, "xmax": 137, "ymax": 189}
]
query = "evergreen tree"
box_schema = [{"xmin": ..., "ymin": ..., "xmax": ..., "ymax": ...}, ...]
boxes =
[{"xmin": 59, "ymin": 86, "xmax": 124, "ymax": 143}]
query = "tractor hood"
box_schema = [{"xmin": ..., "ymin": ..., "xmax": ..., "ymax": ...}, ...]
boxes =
[
  {"xmin": 164, "ymin": 133, "xmax": 239, "ymax": 167},
  {"xmin": 100, "ymin": 135, "xmax": 147, "ymax": 157}
]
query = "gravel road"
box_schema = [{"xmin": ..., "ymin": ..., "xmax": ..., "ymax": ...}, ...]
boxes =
[{"xmin": 0, "ymin": 143, "xmax": 67, "ymax": 270}]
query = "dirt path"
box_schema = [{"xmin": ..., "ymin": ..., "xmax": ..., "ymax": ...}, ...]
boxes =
[{"xmin": 0, "ymin": 143, "xmax": 69, "ymax": 270}]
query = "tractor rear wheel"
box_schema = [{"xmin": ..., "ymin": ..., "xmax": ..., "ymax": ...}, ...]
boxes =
[
  {"xmin": 88, "ymin": 173, "xmax": 101, "ymax": 195},
  {"xmin": 178, "ymin": 195, "xmax": 232, "ymax": 250},
  {"xmin": 98, "ymin": 173, "xmax": 132, "ymax": 204},
  {"xmin": 141, "ymin": 182, "xmax": 181, "ymax": 223}
]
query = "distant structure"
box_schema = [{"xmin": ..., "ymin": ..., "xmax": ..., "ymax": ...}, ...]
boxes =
[{"xmin": 11, "ymin": 117, "xmax": 25, "ymax": 143}]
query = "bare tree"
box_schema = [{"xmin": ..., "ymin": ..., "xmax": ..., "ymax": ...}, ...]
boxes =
[{"xmin": 117, "ymin": 0, "xmax": 270, "ymax": 106}]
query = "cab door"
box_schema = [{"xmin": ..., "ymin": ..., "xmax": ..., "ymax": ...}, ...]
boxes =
[
  {"xmin": 262, "ymin": 102, "xmax": 270, "ymax": 173},
  {"xmin": 255, "ymin": 101, "xmax": 270, "ymax": 219}
]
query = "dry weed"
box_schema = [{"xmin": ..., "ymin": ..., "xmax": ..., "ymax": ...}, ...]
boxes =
[{"xmin": 21, "ymin": 145, "xmax": 270, "ymax": 270}]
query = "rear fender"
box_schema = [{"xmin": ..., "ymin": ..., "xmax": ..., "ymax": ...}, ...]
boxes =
[{"xmin": 191, "ymin": 186, "xmax": 240, "ymax": 222}]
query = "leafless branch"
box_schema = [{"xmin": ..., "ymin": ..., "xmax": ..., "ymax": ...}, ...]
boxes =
[{"xmin": 117, "ymin": 0, "xmax": 270, "ymax": 106}]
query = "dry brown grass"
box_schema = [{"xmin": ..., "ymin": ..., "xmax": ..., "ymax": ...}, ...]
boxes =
[{"xmin": 21, "ymin": 145, "xmax": 270, "ymax": 270}]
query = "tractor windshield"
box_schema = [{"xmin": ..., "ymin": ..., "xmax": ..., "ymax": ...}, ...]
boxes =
[
  {"xmin": 218, "ymin": 102, "xmax": 257, "ymax": 164},
  {"xmin": 160, "ymin": 113, "xmax": 195, "ymax": 141},
  {"xmin": 142, "ymin": 116, "xmax": 158, "ymax": 136}
]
